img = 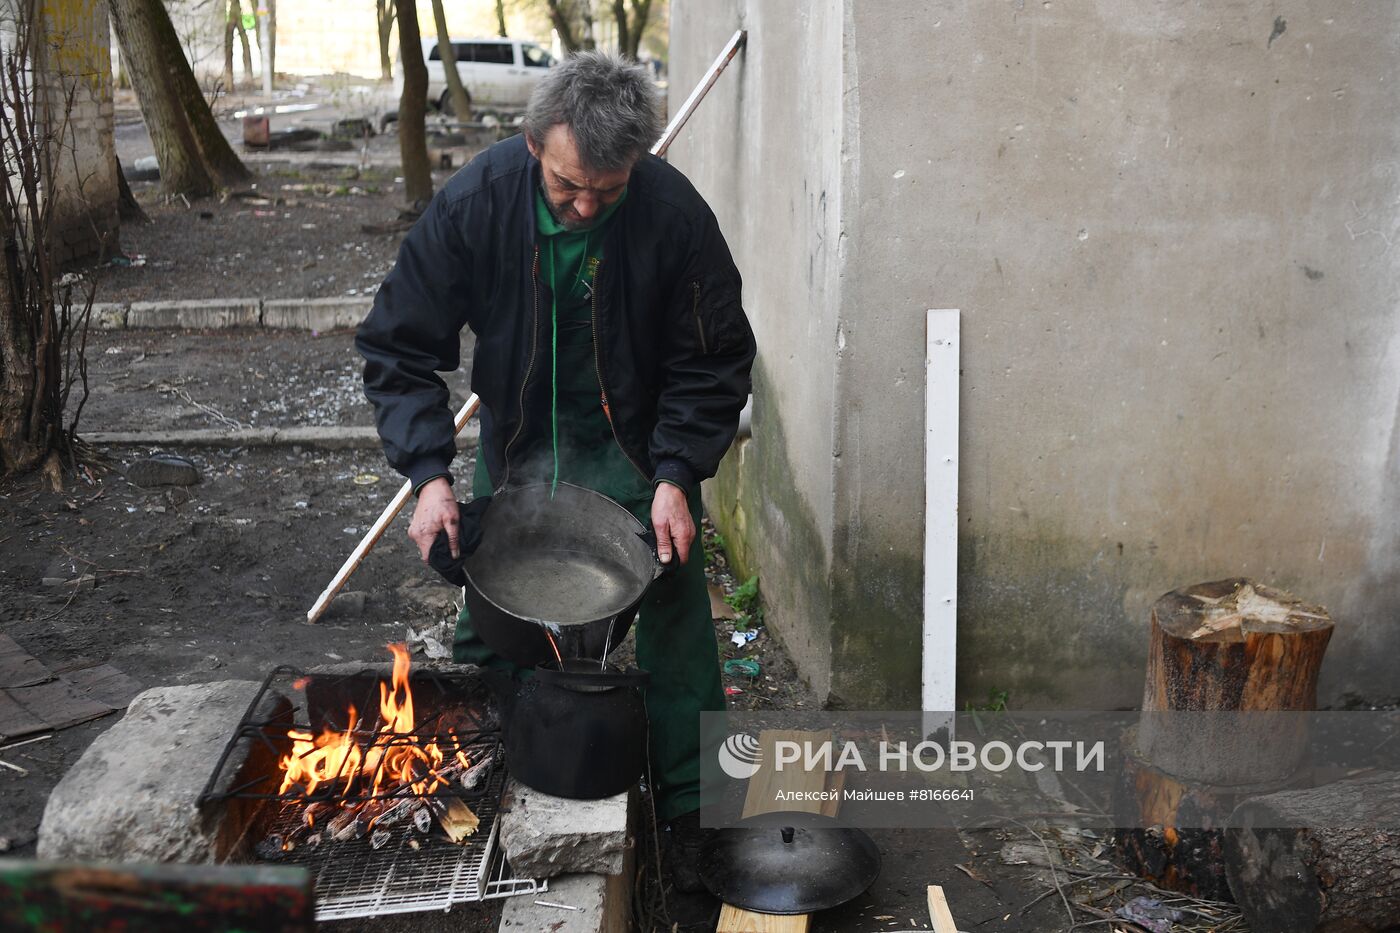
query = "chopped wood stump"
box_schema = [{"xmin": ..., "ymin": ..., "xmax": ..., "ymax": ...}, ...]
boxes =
[{"xmin": 1116, "ymin": 578, "xmax": 1335, "ymax": 901}]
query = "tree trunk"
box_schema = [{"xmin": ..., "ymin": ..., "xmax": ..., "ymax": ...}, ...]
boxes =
[
  {"xmin": 267, "ymin": 0, "xmax": 275, "ymax": 82},
  {"xmin": 1225, "ymin": 772, "xmax": 1400, "ymax": 933},
  {"xmin": 623, "ymin": 0, "xmax": 653, "ymax": 60},
  {"xmin": 1139, "ymin": 578, "xmax": 1333, "ymax": 785},
  {"xmin": 223, "ymin": 1, "xmax": 234, "ymax": 90},
  {"xmin": 238, "ymin": 12, "xmax": 253, "ymax": 83},
  {"xmin": 429, "ymin": 0, "xmax": 471, "ymax": 120},
  {"xmin": 108, "ymin": 0, "xmax": 251, "ymax": 197},
  {"xmin": 116, "ymin": 160, "xmax": 149, "ymax": 223},
  {"xmin": 495, "ymin": 0, "xmax": 507, "ymax": 37},
  {"xmin": 1116, "ymin": 578, "xmax": 1335, "ymax": 901},
  {"xmin": 611, "ymin": 0, "xmax": 629, "ymax": 60},
  {"xmin": 376, "ymin": 0, "xmax": 396, "ymax": 81},
  {"xmin": 394, "ymin": 0, "xmax": 432, "ymax": 206},
  {"xmin": 0, "ymin": 239, "xmax": 49, "ymax": 476},
  {"xmin": 544, "ymin": 0, "xmax": 579, "ymax": 52}
]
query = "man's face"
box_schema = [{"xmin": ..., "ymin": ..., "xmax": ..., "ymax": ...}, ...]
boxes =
[{"xmin": 527, "ymin": 124, "xmax": 633, "ymax": 231}]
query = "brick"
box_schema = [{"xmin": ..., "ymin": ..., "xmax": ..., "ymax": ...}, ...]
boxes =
[
  {"xmin": 498, "ymin": 872, "xmax": 631, "ymax": 933},
  {"xmin": 128, "ymin": 299, "xmax": 261, "ymax": 329}
]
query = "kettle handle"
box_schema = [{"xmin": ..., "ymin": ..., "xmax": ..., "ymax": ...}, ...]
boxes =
[{"xmin": 534, "ymin": 666, "xmax": 651, "ymax": 689}]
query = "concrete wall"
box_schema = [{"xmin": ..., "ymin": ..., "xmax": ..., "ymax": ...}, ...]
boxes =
[
  {"xmin": 41, "ymin": 0, "xmax": 119, "ymax": 264},
  {"xmin": 673, "ymin": 0, "xmax": 1400, "ymax": 708},
  {"xmin": 670, "ymin": 0, "xmax": 849, "ymax": 702}
]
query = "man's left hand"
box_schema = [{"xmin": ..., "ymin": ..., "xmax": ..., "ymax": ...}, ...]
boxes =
[{"xmin": 652, "ymin": 482, "xmax": 694, "ymax": 566}]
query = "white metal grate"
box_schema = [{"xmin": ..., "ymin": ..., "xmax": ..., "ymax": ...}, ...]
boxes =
[{"xmin": 263, "ymin": 768, "xmax": 543, "ymax": 921}]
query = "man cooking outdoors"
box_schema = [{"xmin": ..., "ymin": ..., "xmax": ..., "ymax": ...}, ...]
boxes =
[{"xmin": 355, "ymin": 51, "xmax": 755, "ymax": 910}]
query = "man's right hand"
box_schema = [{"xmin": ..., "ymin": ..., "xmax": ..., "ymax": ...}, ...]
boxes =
[{"xmin": 409, "ymin": 477, "xmax": 458, "ymax": 563}]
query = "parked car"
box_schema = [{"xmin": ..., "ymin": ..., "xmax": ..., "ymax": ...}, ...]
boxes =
[{"xmin": 394, "ymin": 37, "xmax": 556, "ymax": 115}]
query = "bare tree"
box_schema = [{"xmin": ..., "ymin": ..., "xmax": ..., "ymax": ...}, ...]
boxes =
[
  {"xmin": 375, "ymin": 0, "xmax": 396, "ymax": 81},
  {"xmin": 542, "ymin": 0, "xmax": 593, "ymax": 53},
  {"xmin": 0, "ymin": 8, "xmax": 96, "ymax": 479},
  {"xmin": 267, "ymin": 0, "xmax": 276, "ymax": 81},
  {"xmin": 223, "ymin": 0, "xmax": 253, "ymax": 90},
  {"xmin": 495, "ymin": 0, "xmax": 507, "ymax": 37},
  {"xmin": 109, "ymin": 0, "xmax": 251, "ymax": 197},
  {"xmin": 429, "ymin": 0, "xmax": 471, "ymax": 119},
  {"xmin": 611, "ymin": 0, "xmax": 654, "ymax": 61},
  {"xmin": 394, "ymin": 0, "xmax": 433, "ymax": 206}
]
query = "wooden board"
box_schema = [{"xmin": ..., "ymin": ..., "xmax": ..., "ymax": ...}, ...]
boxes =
[
  {"xmin": 0, "ymin": 690, "xmax": 48, "ymax": 742},
  {"xmin": 720, "ymin": 730, "xmax": 840, "ymax": 933},
  {"xmin": 741, "ymin": 729, "xmax": 835, "ymax": 819},
  {"xmin": 61, "ymin": 665, "xmax": 144, "ymax": 710},
  {"xmin": 5, "ymin": 679, "xmax": 115, "ymax": 734},
  {"xmin": 927, "ymin": 885, "xmax": 958, "ymax": 933},
  {"xmin": 0, "ymin": 634, "xmax": 52, "ymax": 689}
]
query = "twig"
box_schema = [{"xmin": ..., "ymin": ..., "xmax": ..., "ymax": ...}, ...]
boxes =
[
  {"xmin": 0, "ymin": 734, "xmax": 51, "ymax": 753},
  {"xmin": 0, "ymin": 758, "xmax": 28, "ymax": 775},
  {"xmin": 1004, "ymin": 818, "xmax": 1077, "ymax": 928},
  {"xmin": 1018, "ymin": 871, "xmax": 1119, "ymax": 915}
]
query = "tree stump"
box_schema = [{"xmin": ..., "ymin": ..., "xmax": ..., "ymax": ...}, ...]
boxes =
[
  {"xmin": 1225, "ymin": 772, "xmax": 1400, "ymax": 933},
  {"xmin": 1140, "ymin": 578, "xmax": 1333, "ymax": 784},
  {"xmin": 1116, "ymin": 579, "xmax": 1335, "ymax": 899}
]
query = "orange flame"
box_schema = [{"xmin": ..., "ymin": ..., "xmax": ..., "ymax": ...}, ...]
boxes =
[{"xmin": 277, "ymin": 643, "xmax": 468, "ymax": 800}]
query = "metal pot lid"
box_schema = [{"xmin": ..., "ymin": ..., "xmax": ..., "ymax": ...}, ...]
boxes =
[{"xmin": 699, "ymin": 813, "xmax": 881, "ymax": 915}]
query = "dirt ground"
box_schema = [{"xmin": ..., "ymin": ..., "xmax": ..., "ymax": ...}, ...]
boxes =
[{"xmin": 1, "ymin": 83, "xmax": 1102, "ymax": 932}]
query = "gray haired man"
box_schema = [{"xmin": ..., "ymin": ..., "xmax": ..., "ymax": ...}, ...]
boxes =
[{"xmin": 357, "ymin": 51, "xmax": 755, "ymax": 906}]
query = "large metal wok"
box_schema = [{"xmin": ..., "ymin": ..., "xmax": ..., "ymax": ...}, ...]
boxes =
[{"xmin": 461, "ymin": 482, "xmax": 663, "ymax": 666}]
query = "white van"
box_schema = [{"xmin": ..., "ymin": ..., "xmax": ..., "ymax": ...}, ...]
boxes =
[{"xmin": 395, "ymin": 37, "xmax": 556, "ymax": 115}]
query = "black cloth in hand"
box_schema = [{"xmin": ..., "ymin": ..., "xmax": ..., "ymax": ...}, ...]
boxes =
[{"xmin": 428, "ymin": 497, "xmax": 491, "ymax": 587}]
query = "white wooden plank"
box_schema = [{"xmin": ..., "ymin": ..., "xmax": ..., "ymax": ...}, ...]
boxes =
[{"xmin": 923, "ymin": 310, "xmax": 960, "ymax": 726}]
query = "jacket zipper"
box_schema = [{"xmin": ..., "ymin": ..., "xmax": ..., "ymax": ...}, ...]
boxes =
[
  {"xmin": 691, "ymin": 280, "xmax": 708, "ymax": 354},
  {"xmin": 501, "ymin": 246, "xmax": 542, "ymax": 488},
  {"xmin": 592, "ymin": 259, "xmax": 650, "ymax": 482}
]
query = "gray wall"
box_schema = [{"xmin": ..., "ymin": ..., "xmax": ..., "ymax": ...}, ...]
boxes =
[
  {"xmin": 670, "ymin": 0, "xmax": 850, "ymax": 700},
  {"xmin": 673, "ymin": 0, "xmax": 1400, "ymax": 708}
]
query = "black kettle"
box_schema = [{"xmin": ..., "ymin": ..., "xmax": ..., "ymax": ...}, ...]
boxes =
[{"xmin": 484, "ymin": 660, "xmax": 650, "ymax": 799}]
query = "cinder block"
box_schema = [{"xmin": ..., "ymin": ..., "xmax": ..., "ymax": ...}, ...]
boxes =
[
  {"xmin": 262, "ymin": 297, "xmax": 371, "ymax": 331},
  {"xmin": 128, "ymin": 298, "xmax": 261, "ymax": 329}
]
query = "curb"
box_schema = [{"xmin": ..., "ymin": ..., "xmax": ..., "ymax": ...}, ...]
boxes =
[
  {"xmin": 93, "ymin": 296, "xmax": 373, "ymax": 332},
  {"xmin": 83, "ymin": 424, "xmax": 480, "ymax": 450}
]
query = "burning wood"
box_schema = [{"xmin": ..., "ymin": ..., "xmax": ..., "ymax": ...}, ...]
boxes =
[{"xmin": 257, "ymin": 643, "xmax": 489, "ymax": 858}]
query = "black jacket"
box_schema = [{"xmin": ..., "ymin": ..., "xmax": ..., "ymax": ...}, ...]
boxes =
[{"xmin": 356, "ymin": 134, "xmax": 755, "ymax": 495}]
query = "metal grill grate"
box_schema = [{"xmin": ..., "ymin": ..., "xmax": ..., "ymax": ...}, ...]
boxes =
[
  {"xmin": 199, "ymin": 663, "xmax": 543, "ymax": 920},
  {"xmin": 272, "ymin": 766, "xmax": 541, "ymax": 920}
]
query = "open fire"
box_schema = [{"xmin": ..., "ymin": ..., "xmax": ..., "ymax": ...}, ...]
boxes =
[{"xmin": 256, "ymin": 643, "xmax": 495, "ymax": 859}]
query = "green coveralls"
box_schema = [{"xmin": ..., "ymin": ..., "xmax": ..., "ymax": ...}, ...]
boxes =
[{"xmin": 453, "ymin": 189, "xmax": 725, "ymax": 822}]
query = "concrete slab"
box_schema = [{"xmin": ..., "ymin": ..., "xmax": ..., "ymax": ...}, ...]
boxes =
[
  {"xmin": 36, "ymin": 680, "xmax": 291, "ymax": 864},
  {"xmin": 128, "ymin": 298, "xmax": 260, "ymax": 329},
  {"xmin": 263, "ymin": 297, "xmax": 371, "ymax": 331},
  {"xmin": 498, "ymin": 781, "xmax": 631, "ymax": 879},
  {"xmin": 498, "ymin": 872, "xmax": 630, "ymax": 933},
  {"xmin": 91, "ymin": 302, "xmax": 128, "ymax": 329}
]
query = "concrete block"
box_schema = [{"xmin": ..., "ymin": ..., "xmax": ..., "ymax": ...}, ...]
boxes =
[
  {"xmin": 128, "ymin": 299, "xmax": 260, "ymax": 329},
  {"xmin": 37, "ymin": 681, "xmax": 292, "ymax": 864},
  {"xmin": 498, "ymin": 872, "xmax": 631, "ymax": 933},
  {"xmin": 262, "ymin": 296, "xmax": 371, "ymax": 331},
  {"xmin": 498, "ymin": 780, "xmax": 631, "ymax": 878},
  {"xmin": 88, "ymin": 301, "xmax": 127, "ymax": 330}
]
